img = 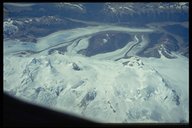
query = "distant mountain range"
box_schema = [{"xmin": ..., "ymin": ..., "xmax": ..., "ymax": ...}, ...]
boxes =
[
  {"xmin": 3, "ymin": 3, "xmax": 189, "ymax": 58},
  {"xmin": 4, "ymin": 2, "xmax": 188, "ymax": 23},
  {"xmin": 3, "ymin": 3, "xmax": 189, "ymax": 123}
]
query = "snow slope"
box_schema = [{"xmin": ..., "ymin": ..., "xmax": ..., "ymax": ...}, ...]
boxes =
[
  {"xmin": 3, "ymin": 51, "xmax": 188, "ymax": 123},
  {"xmin": 3, "ymin": 24, "xmax": 188, "ymax": 123}
]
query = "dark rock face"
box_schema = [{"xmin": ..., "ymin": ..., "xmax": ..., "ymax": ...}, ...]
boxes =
[
  {"xmin": 163, "ymin": 24, "xmax": 188, "ymax": 44},
  {"xmin": 162, "ymin": 35, "xmax": 179, "ymax": 52},
  {"xmin": 80, "ymin": 90, "xmax": 97, "ymax": 108},
  {"xmin": 137, "ymin": 29, "xmax": 188, "ymax": 58},
  {"xmin": 139, "ymin": 48, "xmax": 161, "ymax": 58},
  {"xmin": 137, "ymin": 32, "xmax": 162, "ymax": 58},
  {"xmin": 85, "ymin": 91, "xmax": 97, "ymax": 101},
  {"xmin": 171, "ymin": 89, "xmax": 180, "ymax": 106},
  {"xmin": 161, "ymin": 50, "xmax": 176, "ymax": 59},
  {"xmin": 72, "ymin": 63, "xmax": 81, "ymax": 71},
  {"xmin": 83, "ymin": 31, "xmax": 132, "ymax": 56}
]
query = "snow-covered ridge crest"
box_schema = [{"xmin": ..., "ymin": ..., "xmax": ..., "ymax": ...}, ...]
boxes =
[{"xmin": 3, "ymin": 51, "xmax": 188, "ymax": 123}]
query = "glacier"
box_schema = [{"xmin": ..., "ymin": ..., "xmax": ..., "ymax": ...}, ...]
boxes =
[{"xmin": 3, "ymin": 24, "xmax": 189, "ymax": 123}]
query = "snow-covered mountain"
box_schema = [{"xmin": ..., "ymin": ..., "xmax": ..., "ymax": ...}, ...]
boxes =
[
  {"xmin": 3, "ymin": 2, "xmax": 189, "ymax": 123},
  {"xmin": 4, "ymin": 51, "xmax": 189, "ymax": 123},
  {"xmin": 3, "ymin": 2, "xmax": 188, "ymax": 58},
  {"xmin": 3, "ymin": 25, "xmax": 189, "ymax": 123},
  {"xmin": 4, "ymin": 2, "xmax": 188, "ymax": 23}
]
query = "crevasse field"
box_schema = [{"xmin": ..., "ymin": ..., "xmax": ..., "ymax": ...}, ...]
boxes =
[{"xmin": 3, "ymin": 24, "xmax": 189, "ymax": 123}]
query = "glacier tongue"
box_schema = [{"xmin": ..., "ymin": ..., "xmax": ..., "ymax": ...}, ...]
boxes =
[{"xmin": 3, "ymin": 51, "xmax": 188, "ymax": 123}]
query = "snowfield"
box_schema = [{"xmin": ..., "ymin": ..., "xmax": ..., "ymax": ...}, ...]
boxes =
[
  {"xmin": 3, "ymin": 24, "xmax": 189, "ymax": 123},
  {"xmin": 3, "ymin": 52, "xmax": 188, "ymax": 123}
]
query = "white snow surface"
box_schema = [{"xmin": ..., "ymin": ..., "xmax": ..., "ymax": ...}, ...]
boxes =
[
  {"xmin": 3, "ymin": 25, "xmax": 188, "ymax": 123},
  {"xmin": 3, "ymin": 51, "xmax": 188, "ymax": 123}
]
